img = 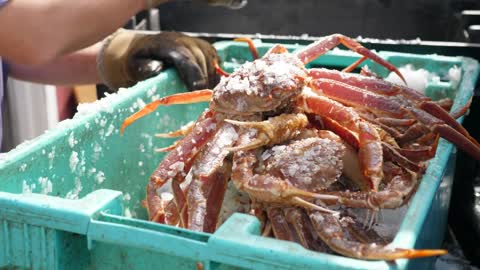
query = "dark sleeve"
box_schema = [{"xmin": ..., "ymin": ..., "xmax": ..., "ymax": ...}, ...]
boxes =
[{"xmin": 0, "ymin": 0, "xmax": 10, "ymax": 8}]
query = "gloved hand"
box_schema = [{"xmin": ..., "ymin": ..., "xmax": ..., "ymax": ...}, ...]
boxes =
[{"xmin": 97, "ymin": 30, "xmax": 221, "ymax": 91}]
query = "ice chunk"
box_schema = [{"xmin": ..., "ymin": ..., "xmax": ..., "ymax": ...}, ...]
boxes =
[{"xmin": 385, "ymin": 64, "xmax": 437, "ymax": 94}]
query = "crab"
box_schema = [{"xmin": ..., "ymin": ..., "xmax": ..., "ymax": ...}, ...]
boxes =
[{"xmin": 120, "ymin": 34, "xmax": 480, "ymax": 260}]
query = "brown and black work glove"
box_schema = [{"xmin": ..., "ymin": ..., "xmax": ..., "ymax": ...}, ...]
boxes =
[{"xmin": 98, "ymin": 30, "xmax": 221, "ymax": 91}]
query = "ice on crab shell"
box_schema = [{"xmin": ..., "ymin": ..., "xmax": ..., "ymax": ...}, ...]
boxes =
[{"xmin": 262, "ymin": 137, "xmax": 344, "ymax": 190}]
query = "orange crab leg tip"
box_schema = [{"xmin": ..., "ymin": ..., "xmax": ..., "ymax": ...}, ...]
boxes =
[
  {"xmin": 395, "ymin": 70, "xmax": 407, "ymax": 85},
  {"xmin": 213, "ymin": 60, "xmax": 230, "ymax": 77},
  {"xmin": 398, "ymin": 249, "xmax": 448, "ymax": 259},
  {"xmin": 120, "ymin": 99, "xmax": 163, "ymax": 135}
]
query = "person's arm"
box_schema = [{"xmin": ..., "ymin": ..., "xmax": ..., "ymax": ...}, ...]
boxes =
[
  {"xmin": 7, "ymin": 31, "xmax": 222, "ymax": 91},
  {"xmin": 6, "ymin": 43, "xmax": 102, "ymax": 86},
  {"xmin": 0, "ymin": 0, "xmax": 155, "ymax": 65}
]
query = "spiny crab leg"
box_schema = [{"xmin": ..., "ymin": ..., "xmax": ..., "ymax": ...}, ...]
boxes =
[
  {"xmin": 309, "ymin": 68, "xmax": 424, "ymax": 100},
  {"xmin": 308, "ymin": 77, "xmax": 480, "ymax": 161},
  {"xmin": 295, "ymin": 34, "xmax": 406, "ymax": 83},
  {"xmin": 155, "ymin": 121, "xmax": 195, "ymax": 138},
  {"xmin": 358, "ymin": 122, "xmax": 384, "ymax": 191},
  {"xmin": 309, "ymin": 68, "xmax": 480, "ymax": 147},
  {"xmin": 419, "ymin": 101, "xmax": 479, "ymax": 147},
  {"xmin": 309, "ymin": 212, "xmax": 447, "ymax": 260},
  {"xmin": 185, "ymin": 123, "xmax": 237, "ymax": 232},
  {"xmin": 310, "ymin": 78, "xmax": 408, "ymax": 118},
  {"xmin": 121, "ymin": 89, "xmax": 213, "ymax": 134},
  {"xmin": 409, "ymin": 108, "xmax": 480, "ymax": 159},
  {"xmin": 342, "ymin": 56, "xmax": 368, "ymax": 73},
  {"xmin": 145, "ymin": 110, "xmax": 218, "ymax": 221},
  {"xmin": 266, "ymin": 208, "xmax": 295, "ymax": 242}
]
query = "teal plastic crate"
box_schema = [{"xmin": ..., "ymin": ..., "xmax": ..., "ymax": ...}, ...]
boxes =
[{"xmin": 0, "ymin": 40, "xmax": 478, "ymax": 270}]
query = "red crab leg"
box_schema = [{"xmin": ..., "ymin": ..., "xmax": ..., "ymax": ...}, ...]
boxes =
[
  {"xmin": 419, "ymin": 101, "xmax": 479, "ymax": 146},
  {"xmin": 321, "ymin": 116, "xmax": 359, "ymax": 148},
  {"xmin": 213, "ymin": 60, "xmax": 230, "ymax": 77},
  {"xmin": 283, "ymin": 208, "xmax": 330, "ymax": 252},
  {"xmin": 265, "ymin": 44, "xmax": 289, "ymax": 55},
  {"xmin": 187, "ymin": 162, "xmax": 230, "ymax": 232},
  {"xmin": 382, "ymin": 143, "xmax": 426, "ymax": 173},
  {"xmin": 309, "ymin": 78, "xmax": 480, "ymax": 160},
  {"xmin": 397, "ymin": 123, "xmax": 430, "ymax": 144},
  {"xmin": 409, "ymin": 108, "xmax": 480, "ymax": 159},
  {"xmin": 269, "ymin": 207, "xmax": 332, "ymax": 252},
  {"xmin": 186, "ymin": 123, "xmax": 236, "ymax": 232},
  {"xmin": 296, "ymin": 34, "xmax": 406, "ymax": 83},
  {"xmin": 309, "ymin": 68, "xmax": 479, "ymax": 146},
  {"xmin": 171, "ymin": 180, "xmax": 189, "ymax": 227},
  {"xmin": 360, "ymin": 66, "xmax": 382, "ymax": 79},
  {"xmin": 358, "ymin": 122, "xmax": 384, "ymax": 191},
  {"xmin": 343, "ymin": 215, "xmax": 389, "ymax": 245},
  {"xmin": 266, "ymin": 208, "xmax": 295, "ymax": 242},
  {"xmin": 121, "ymin": 90, "xmax": 213, "ymax": 134},
  {"xmin": 146, "ymin": 188, "xmax": 174, "ymax": 223},
  {"xmin": 309, "ymin": 68, "xmax": 424, "ymax": 100},
  {"xmin": 234, "ymin": 37, "xmax": 260, "ymax": 59},
  {"xmin": 310, "ymin": 78, "xmax": 408, "ymax": 117},
  {"xmin": 309, "ymin": 212, "xmax": 447, "ymax": 260},
  {"xmin": 324, "ymin": 164, "xmax": 419, "ymax": 209},
  {"xmin": 342, "ymin": 56, "xmax": 368, "ymax": 73},
  {"xmin": 146, "ymin": 111, "xmax": 218, "ymax": 221},
  {"xmin": 376, "ymin": 118, "xmax": 416, "ymax": 126},
  {"xmin": 298, "ymin": 93, "xmax": 383, "ymax": 191},
  {"xmin": 450, "ymin": 96, "xmax": 472, "ymax": 119},
  {"xmin": 436, "ymin": 98, "xmax": 454, "ymax": 112}
]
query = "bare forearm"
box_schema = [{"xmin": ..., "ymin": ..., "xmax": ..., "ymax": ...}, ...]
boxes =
[
  {"xmin": 0, "ymin": 0, "xmax": 156, "ymax": 65},
  {"xmin": 7, "ymin": 43, "xmax": 102, "ymax": 86}
]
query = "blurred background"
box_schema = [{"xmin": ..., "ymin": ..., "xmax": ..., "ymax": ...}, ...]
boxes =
[{"xmin": 157, "ymin": 0, "xmax": 480, "ymax": 42}]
